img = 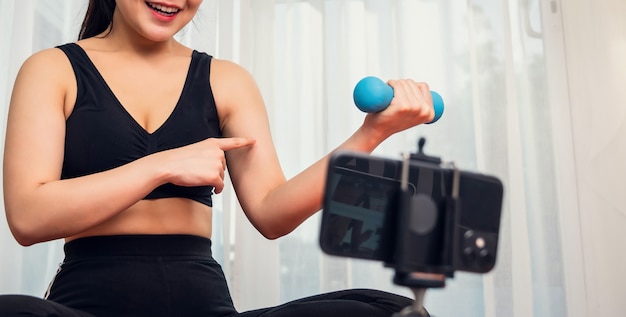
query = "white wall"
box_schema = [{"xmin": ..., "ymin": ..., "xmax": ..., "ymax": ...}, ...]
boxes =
[{"xmin": 559, "ymin": 0, "xmax": 626, "ymax": 316}]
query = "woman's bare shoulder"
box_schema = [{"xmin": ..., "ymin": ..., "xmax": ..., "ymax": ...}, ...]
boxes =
[
  {"xmin": 209, "ymin": 58, "xmax": 262, "ymax": 101},
  {"xmin": 209, "ymin": 58, "xmax": 260, "ymax": 98},
  {"xmin": 11, "ymin": 46, "xmax": 77, "ymax": 119},
  {"xmin": 22, "ymin": 46, "xmax": 71, "ymax": 66},
  {"xmin": 17, "ymin": 46, "xmax": 74, "ymax": 82},
  {"xmin": 210, "ymin": 58, "xmax": 253, "ymax": 80},
  {"xmin": 208, "ymin": 58, "xmax": 266, "ymax": 129}
]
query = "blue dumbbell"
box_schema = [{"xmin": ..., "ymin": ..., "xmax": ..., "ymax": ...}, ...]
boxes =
[{"xmin": 353, "ymin": 76, "xmax": 444, "ymax": 124}]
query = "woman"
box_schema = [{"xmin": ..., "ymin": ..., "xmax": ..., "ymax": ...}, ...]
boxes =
[{"xmin": 0, "ymin": 0, "xmax": 435, "ymax": 316}]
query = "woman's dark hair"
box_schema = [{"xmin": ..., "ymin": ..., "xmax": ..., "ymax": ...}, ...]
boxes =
[{"xmin": 78, "ymin": 0, "xmax": 117, "ymax": 40}]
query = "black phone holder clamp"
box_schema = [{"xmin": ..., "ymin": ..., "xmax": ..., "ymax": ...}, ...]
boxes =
[{"xmin": 390, "ymin": 137, "xmax": 462, "ymax": 317}]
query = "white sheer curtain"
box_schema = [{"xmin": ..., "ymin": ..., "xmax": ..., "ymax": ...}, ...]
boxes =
[{"xmin": 3, "ymin": 0, "xmax": 622, "ymax": 316}]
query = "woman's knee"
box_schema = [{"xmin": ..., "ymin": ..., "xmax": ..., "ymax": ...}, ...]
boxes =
[
  {"xmin": 0, "ymin": 295, "xmax": 47, "ymax": 316},
  {"xmin": 0, "ymin": 294, "xmax": 92, "ymax": 317}
]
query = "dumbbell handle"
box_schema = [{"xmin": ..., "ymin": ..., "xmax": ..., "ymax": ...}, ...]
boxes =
[{"xmin": 353, "ymin": 76, "xmax": 444, "ymax": 124}]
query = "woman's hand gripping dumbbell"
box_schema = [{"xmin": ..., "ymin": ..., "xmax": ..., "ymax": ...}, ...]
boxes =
[{"xmin": 353, "ymin": 76, "xmax": 444, "ymax": 124}]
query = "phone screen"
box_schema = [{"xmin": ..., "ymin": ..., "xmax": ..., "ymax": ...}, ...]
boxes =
[{"xmin": 320, "ymin": 161, "xmax": 402, "ymax": 261}]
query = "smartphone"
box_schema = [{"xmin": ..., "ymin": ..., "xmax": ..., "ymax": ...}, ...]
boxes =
[{"xmin": 319, "ymin": 150, "xmax": 504, "ymax": 273}]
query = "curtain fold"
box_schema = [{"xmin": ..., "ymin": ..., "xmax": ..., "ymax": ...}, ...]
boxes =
[{"xmin": 0, "ymin": 1, "xmax": 586, "ymax": 316}]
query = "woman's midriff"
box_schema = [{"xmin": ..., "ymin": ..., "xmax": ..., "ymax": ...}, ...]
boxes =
[{"xmin": 65, "ymin": 198, "xmax": 213, "ymax": 242}]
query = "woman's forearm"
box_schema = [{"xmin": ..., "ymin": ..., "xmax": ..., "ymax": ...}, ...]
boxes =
[
  {"xmin": 243, "ymin": 125, "xmax": 387, "ymax": 239},
  {"xmin": 4, "ymin": 155, "xmax": 168, "ymax": 246}
]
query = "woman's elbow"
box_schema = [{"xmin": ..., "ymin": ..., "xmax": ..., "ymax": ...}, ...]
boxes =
[
  {"xmin": 249, "ymin": 211, "xmax": 307, "ymax": 240},
  {"xmin": 8, "ymin": 226, "xmax": 39, "ymax": 246},
  {"xmin": 260, "ymin": 230, "xmax": 286, "ymax": 240},
  {"xmin": 254, "ymin": 222, "xmax": 294, "ymax": 240},
  {"xmin": 5, "ymin": 209, "xmax": 45, "ymax": 246}
]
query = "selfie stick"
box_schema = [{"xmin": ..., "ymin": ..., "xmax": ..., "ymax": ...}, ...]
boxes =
[{"xmin": 353, "ymin": 76, "xmax": 444, "ymax": 123}]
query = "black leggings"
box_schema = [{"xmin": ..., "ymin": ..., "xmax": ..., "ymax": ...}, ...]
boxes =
[{"xmin": 0, "ymin": 235, "xmax": 414, "ymax": 317}]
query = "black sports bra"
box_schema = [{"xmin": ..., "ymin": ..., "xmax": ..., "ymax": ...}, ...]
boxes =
[{"xmin": 57, "ymin": 43, "xmax": 222, "ymax": 207}]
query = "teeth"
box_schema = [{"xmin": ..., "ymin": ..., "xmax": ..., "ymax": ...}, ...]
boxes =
[{"xmin": 147, "ymin": 2, "xmax": 180, "ymax": 15}]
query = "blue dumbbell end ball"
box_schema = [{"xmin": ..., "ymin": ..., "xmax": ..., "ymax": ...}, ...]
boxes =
[
  {"xmin": 353, "ymin": 76, "xmax": 394, "ymax": 113},
  {"xmin": 428, "ymin": 90, "xmax": 444, "ymax": 124}
]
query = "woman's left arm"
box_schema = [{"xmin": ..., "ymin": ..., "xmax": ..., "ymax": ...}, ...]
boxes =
[{"xmin": 211, "ymin": 59, "xmax": 434, "ymax": 239}]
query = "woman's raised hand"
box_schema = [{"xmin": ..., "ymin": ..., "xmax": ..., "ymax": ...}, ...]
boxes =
[{"xmin": 362, "ymin": 79, "xmax": 436, "ymax": 139}]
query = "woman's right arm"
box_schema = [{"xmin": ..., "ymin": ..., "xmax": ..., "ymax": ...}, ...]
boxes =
[
  {"xmin": 3, "ymin": 49, "xmax": 169, "ymax": 246},
  {"xmin": 3, "ymin": 49, "xmax": 252, "ymax": 246}
]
